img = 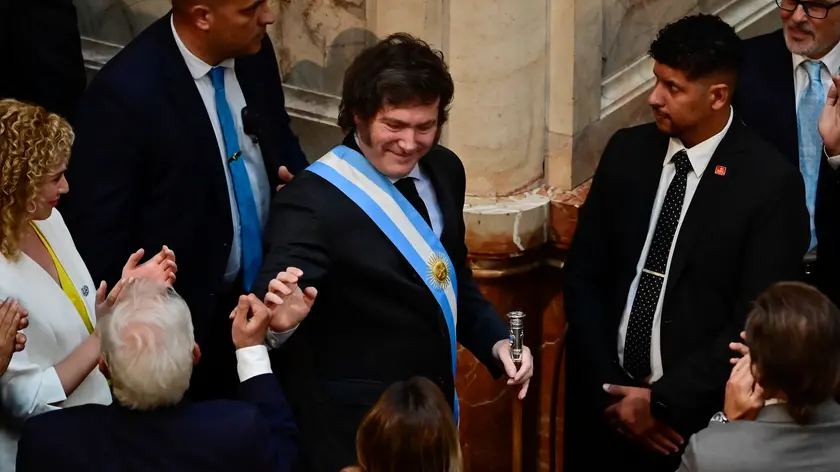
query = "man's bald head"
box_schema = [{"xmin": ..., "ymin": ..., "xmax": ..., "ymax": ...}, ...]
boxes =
[{"xmin": 169, "ymin": 0, "xmax": 274, "ymax": 64}]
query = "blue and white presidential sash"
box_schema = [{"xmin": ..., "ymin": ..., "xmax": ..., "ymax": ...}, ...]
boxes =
[{"xmin": 307, "ymin": 144, "xmax": 460, "ymax": 421}]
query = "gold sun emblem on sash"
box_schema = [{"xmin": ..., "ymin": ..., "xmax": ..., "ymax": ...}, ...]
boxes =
[{"xmin": 427, "ymin": 253, "xmax": 450, "ymax": 289}]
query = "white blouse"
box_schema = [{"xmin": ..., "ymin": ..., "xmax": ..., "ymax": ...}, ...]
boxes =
[{"xmin": 0, "ymin": 209, "xmax": 111, "ymax": 471}]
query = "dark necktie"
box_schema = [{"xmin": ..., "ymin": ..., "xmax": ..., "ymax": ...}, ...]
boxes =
[
  {"xmin": 624, "ymin": 150, "xmax": 692, "ymax": 380},
  {"xmin": 394, "ymin": 177, "xmax": 432, "ymax": 228}
]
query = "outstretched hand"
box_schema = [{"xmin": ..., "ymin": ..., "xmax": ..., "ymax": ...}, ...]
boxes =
[
  {"xmin": 263, "ymin": 267, "xmax": 317, "ymax": 332},
  {"xmin": 122, "ymin": 246, "xmax": 177, "ymax": 286},
  {"xmin": 230, "ymin": 294, "xmax": 274, "ymax": 349}
]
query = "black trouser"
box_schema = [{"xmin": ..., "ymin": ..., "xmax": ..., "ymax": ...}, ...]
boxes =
[
  {"xmin": 187, "ymin": 277, "xmax": 242, "ymax": 401},
  {"xmin": 563, "ymin": 344, "xmax": 683, "ymax": 472}
]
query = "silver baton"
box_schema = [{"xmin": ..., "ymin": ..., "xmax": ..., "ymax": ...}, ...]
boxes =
[{"xmin": 507, "ymin": 311, "xmax": 525, "ymax": 364}]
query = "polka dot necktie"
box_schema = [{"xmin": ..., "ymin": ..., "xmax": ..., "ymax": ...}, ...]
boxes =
[{"xmin": 624, "ymin": 150, "xmax": 692, "ymax": 381}]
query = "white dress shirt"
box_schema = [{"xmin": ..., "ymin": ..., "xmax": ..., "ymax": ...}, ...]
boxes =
[
  {"xmin": 171, "ymin": 17, "xmax": 271, "ymax": 283},
  {"xmin": 793, "ymin": 40, "xmax": 840, "ymax": 170},
  {"xmin": 617, "ymin": 107, "xmax": 734, "ymax": 383}
]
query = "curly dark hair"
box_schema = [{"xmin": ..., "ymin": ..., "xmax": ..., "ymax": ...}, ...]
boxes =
[
  {"xmin": 649, "ymin": 14, "xmax": 742, "ymax": 81},
  {"xmin": 337, "ymin": 33, "xmax": 454, "ymax": 132}
]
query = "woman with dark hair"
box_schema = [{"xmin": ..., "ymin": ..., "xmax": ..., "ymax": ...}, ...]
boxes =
[
  {"xmin": 342, "ymin": 377, "xmax": 462, "ymax": 472},
  {"xmin": 679, "ymin": 282, "xmax": 840, "ymax": 471}
]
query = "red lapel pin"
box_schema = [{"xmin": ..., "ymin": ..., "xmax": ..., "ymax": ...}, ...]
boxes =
[{"xmin": 714, "ymin": 165, "xmax": 727, "ymax": 176}]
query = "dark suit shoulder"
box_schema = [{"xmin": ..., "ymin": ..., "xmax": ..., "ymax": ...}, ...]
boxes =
[
  {"xmin": 606, "ymin": 122, "xmax": 661, "ymax": 150},
  {"xmin": 596, "ymin": 123, "xmax": 662, "ymax": 171},
  {"xmin": 20, "ymin": 404, "xmax": 110, "ymax": 449},
  {"xmin": 426, "ymin": 143, "xmax": 464, "ymax": 170},
  {"xmin": 185, "ymin": 399, "xmax": 263, "ymax": 427},
  {"xmin": 736, "ymin": 124, "xmax": 800, "ymax": 182},
  {"xmin": 84, "ymin": 15, "xmax": 172, "ymax": 99},
  {"xmin": 424, "ymin": 143, "xmax": 467, "ymax": 189},
  {"xmin": 274, "ymin": 169, "xmax": 341, "ymax": 209},
  {"xmin": 742, "ymin": 29, "xmax": 784, "ymax": 52}
]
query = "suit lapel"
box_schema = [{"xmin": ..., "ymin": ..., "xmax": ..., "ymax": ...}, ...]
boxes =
[
  {"xmin": 158, "ymin": 14, "xmax": 233, "ymax": 233},
  {"xmin": 665, "ymin": 120, "xmax": 746, "ymax": 294},
  {"xmin": 622, "ymin": 131, "xmax": 670, "ymax": 289},
  {"xmin": 35, "ymin": 216, "xmax": 98, "ymax": 325}
]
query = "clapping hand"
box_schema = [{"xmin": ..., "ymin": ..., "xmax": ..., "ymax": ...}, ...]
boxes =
[
  {"xmin": 94, "ymin": 277, "xmax": 130, "ymax": 322},
  {"xmin": 263, "ymin": 267, "xmax": 317, "ymax": 333},
  {"xmin": 122, "ymin": 246, "xmax": 177, "ymax": 286},
  {"xmin": 729, "ymin": 331, "xmax": 749, "ymax": 365},
  {"xmin": 230, "ymin": 294, "xmax": 273, "ymax": 349},
  {"xmin": 0, "ymin": 298, "xmax": 28, "ymax": 375},
  {"xmin": 819, "ymin": 75, "xmax": 840, "ymax": 156},
  {"xmin": 725, "ymin": 331, "xmax": 764, "ymax": 421},
  {"xmin": 724, "ymin": 353, "xmax": 764, "ymax": 421}
]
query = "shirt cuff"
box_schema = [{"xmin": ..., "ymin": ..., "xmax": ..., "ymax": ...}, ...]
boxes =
[
  {"xmin": 264, "ymin": 325, "xmax": 298, "ymax": 350},
  {"xmin": 235, "ymin": 345, "xmax": 272, "ymax": 382},
  {"xmin": 824, "ymin": 147, "xmax": 840, "ymax": 170},
  {"xmin": 40, "ymin": 366, "xmax": 68, "ymax": 405}
]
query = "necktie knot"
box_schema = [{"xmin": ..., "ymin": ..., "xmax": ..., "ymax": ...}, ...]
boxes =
[
  {"xmin": 671, "ymin": 150, "xmax": 692, "ymax": 175},
  {"xmin": 394, "ymin": 177, "xmax": 432, "ymax": 228},
  {"xmin": 805, "ymin": 60, "xmax": 823, "ymax": 84},
  {"xmin": 394, "ymin": 177, "xmax": 417, "ymax": 191},
  {"xmin": 209, "ymin": 66, "xmax": 226, "ymax": 91}
]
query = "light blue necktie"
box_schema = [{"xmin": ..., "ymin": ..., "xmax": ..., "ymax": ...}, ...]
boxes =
[
  {"xmin": 798, "ymin": 60, "xmax": 824, "ymax": 250},
  {"xmin": 210, "ymin": 67, "xmax": 262, "ymax": 291}
]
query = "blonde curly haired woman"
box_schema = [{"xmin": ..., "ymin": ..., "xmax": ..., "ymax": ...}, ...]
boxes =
[{"xmin": 0, "ymin": 99, "xmax": 177, "ymax": 470}]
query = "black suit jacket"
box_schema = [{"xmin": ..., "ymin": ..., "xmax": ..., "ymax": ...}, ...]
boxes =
[
  {"xmin": 734, "ymin": 29, "xmax": 840, "ymax": 304},
  {"xmin": 564, "ymin": 119, "xmax": 809, "ymax": 435},
  {"xmin": 16, "ymin": 374, "xmax": 298, "ymax": 472},
  {"xmin": 0, "ymin": 0, "xmax": 86, "ymax": 123},
  {"xmin": 254, "ymin": 134, "xmax": 508, "ymax": 472},
  {"xmin": 59, "ymin": 14, "xmax": 308, "ymax": 345}
]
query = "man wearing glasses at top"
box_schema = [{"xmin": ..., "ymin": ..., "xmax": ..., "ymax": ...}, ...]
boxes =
[{"xmin": 734, "ymin": 0, "xmax": 840, "ymax": 307}]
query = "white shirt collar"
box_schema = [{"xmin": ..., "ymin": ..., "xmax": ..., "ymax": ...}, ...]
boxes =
[
  {"xmin": 352, "ymin": 133, "xmax": 422, "ymax": 183},
  {"xmin": 170, "ymin": 15, "xmax": 235, "ymax": 80},
  {"xmin": 664, "ymin": 106, "xmax": 734, "ymax": 178},
  {"xmin": 792, "ymin": 38, "xmax": 840, "ymax": 75}
]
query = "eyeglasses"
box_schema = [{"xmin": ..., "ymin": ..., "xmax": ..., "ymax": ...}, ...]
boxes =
[{"xmin": 777, "ymin": 0, "xmax": 840, "ymax": 19}]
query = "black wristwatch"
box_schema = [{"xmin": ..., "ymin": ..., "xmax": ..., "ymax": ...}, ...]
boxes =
[{"xmin": 709, "ymin": 411, "xmax": 729, "ymax": 425}]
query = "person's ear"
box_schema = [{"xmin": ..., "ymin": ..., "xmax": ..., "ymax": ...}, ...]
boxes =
[
  {"xmin": 192, "ymin": 344, "xmax": 202, "ymax": 366},
  {"xmin": 98, "ymin": 356, "xmax": 111, "ymax": 380}
]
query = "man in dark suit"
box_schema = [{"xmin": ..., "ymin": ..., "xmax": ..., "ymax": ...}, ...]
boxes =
[
  {"xmin": 59, "ymin": 0, "xmax": 308, "ymax": 400},
  {"xmin": 734, "ymin": 0, "xmax": 840, "ymax": 306},
  {"xmin": 253, "ymin": 33, "xmax": 535, "ymax": 472},
  {"xmin": 0, "ymin": 0, "xmax": 86, "ymax": 123},
  {"xmin": 563, "ymin": 14, "xmax": 810, "ymax": 472},
  {"xmin": 15, "ymin": 278, "xmax": 298, "ymax": 472}
]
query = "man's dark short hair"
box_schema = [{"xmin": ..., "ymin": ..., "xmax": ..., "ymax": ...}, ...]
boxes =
[
  {"xmin": 649, "ymin": 14, "xmax": 743, "ymax": 81},
  {"xmin": 337, "ymin": 33, "xmax": 454, "ymax": 132}
]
